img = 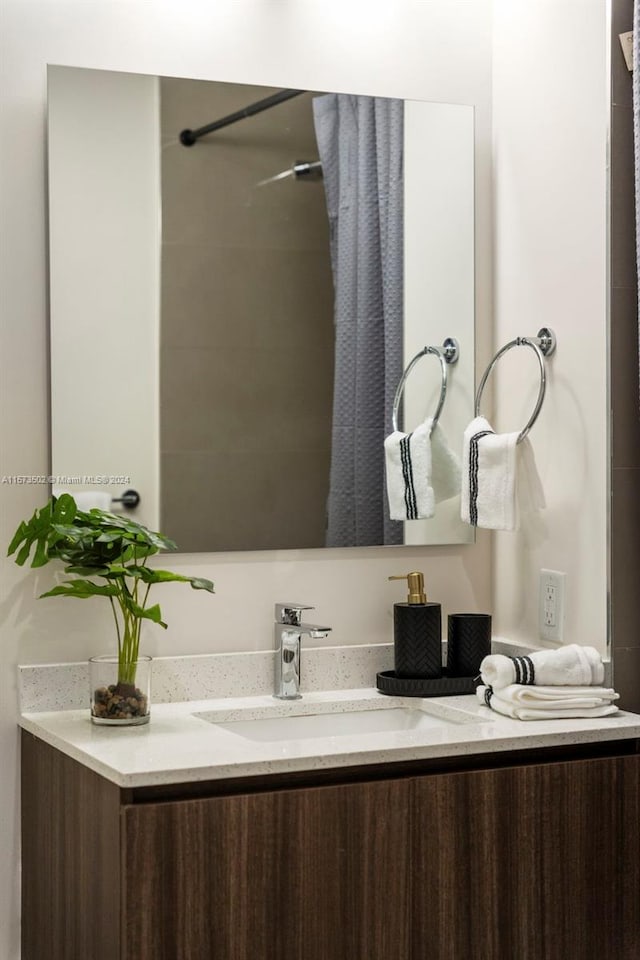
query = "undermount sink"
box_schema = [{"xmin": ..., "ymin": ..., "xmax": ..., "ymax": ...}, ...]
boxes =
[
  {"xmin": 195, "ymin": 697, "xmax": 487, "ymax": 744},
  {"xmin": 217, "ymin": 707, "xmax": 452, "ymax": 742}
]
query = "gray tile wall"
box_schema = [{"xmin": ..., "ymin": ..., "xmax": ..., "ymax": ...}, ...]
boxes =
[
  {"xmin": 610, "ymin": 0, "xmax": 640, "ymax": 708},
  {"xmin": 159, "ymin": 80, "xmax": 334, "ymax": 551}
]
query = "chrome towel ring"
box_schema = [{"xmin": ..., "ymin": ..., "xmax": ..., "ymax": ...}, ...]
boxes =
[
  {"xmin": 392, "ymin": 337, "xmax": 459, "ymax": 433},
  {"xmin": 474, "ymin": 327, "xmax": 557, "ymax": 443}
]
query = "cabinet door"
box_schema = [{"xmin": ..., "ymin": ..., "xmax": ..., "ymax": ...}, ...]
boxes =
[
  {"xmin": 411, "ymin": 755, "xmax": 640, "ymax": 960},
  {"xmin": 122, "ymin": 778, "xmax": 410, "ymax": 960}
]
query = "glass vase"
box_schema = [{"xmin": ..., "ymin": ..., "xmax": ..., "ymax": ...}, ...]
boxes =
[{"xmin": 89, "ymin": 655, "xmax": 152, "ymax": 725}]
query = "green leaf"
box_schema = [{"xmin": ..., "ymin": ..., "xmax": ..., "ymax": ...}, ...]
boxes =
[
  {"xmin": 15, "ymin": 540, "xmax": 33, "ymax": 566},
  {"xmin": 64, "ymin": 565, "xmax": 110, "ymax": 576},
  {"xmin": 188, "ymin": 577, "xmax": 215, "ymax": 593},
  {"xmin": 50, "ymin": 523, "xmax": 88, "ymax": 542},
  {"xmin": 136, "ymin": 529, "xmax": 177, "ymax": 551},
  {"xmin": 32, "ymin": 500, "xmax": 52, "ymax": 532},
  {"xmin": 52, "ymin": 494, "xmax": 77, "ymax": 524},
  {"xmin": 31, "ymin": 537, "xmax": 49, "ymax": 568},
  {"xmin": 121, "ymin": 543, "xmax": 158, "ymax": 562},
  {"xmin": 120, "ymin": 594, "xmax": 167, "ymax": 628},
  {"xmin": 96, "ymin": 531, "xmax": 124, "ymax": 544},
  {"xmin": 7, "ymin": 522, "xmax": 27, "ymax": 557},
  {"xmin": 127, "ymin": 567, "xmax": 190, "ymax": 584},
  {"xmin": 40, "ymin": 579, "xmax": 119, "ymax": 599},
  {"xmin": 122, "ymin": 567, "xmax": 214, "ymax": 592},
  {"xmin": 103, "ymin": 565, "xmax": 130, "ymax": 577},
  {"xmin": 139, "ymin": 602, "xmax": 167, "ymax": 627}
]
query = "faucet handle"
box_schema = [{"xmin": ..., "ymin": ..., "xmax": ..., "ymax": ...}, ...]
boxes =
[{"xmin": 275, "ymin": 602, "xmax": 315, "ymax": 626}]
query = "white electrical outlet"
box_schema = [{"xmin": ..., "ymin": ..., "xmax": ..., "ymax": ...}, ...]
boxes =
[{"xmin": 539, "ymin": 569, "xmax": 565, "ymax": 643}]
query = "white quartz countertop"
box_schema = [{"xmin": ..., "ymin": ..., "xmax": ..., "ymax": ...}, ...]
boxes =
[{"xmin": 19, "ymin": 687, "xmax": 640, "ymax": 788}]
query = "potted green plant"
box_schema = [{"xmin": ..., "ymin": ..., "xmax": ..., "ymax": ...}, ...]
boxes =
[{"xmin": 8, "ymin": 493, "xmax": 214, "ymax": 724}]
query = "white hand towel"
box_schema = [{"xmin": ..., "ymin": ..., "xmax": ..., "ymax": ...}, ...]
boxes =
[
  {"xmin": 480, "ymin": 644, "xmax": 605, "ymax": 689},
  {"xmin": 385, "ymin": 418, "xmax": 462, "ymax": 521},
  {"xmin": 384, "ymin": 419, "xmax": 435, "ymax": 520},
  {"xmin": 430, "ymin": 422, "xmax": 462, "ymax": 504},
  {"xmin": 460, "ymin": 416, "xmax": 545, "ymax": 530},
  {"xmin": 517, "ymin": 434, "xmax": 546, "ymax": 518},
  {"xmin": 476, "ymin": 685, "xmax": 619, "ymax": 721}
]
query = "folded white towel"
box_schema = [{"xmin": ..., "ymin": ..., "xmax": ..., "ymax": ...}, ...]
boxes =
[
  {"xmin": 460, "ymin": 415, "xmax": 545, "ymax": 531},
  {"xmin": 480, "ymin": 644, "xmax": 604, "ymax": 689},
  {"xmin": 482, "ymin": 683, "xmax": 618, "ymax": 709},
  {"xmin": 477, "ymin": 685, "xmax": 619, "ymax": 721}
]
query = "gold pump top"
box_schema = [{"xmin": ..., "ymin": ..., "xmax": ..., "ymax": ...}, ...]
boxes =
[{"xmin": 388, "ymin": 571, "xmax": 427, "ymax": 604}]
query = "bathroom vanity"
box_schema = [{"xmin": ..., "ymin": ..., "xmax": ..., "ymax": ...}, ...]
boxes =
[{"xmin": 19, "ymin": 687, "xmax": 640, "ymax": 960}]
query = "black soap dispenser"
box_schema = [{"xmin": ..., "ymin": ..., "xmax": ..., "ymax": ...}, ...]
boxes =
[{"xmin": 388, "ymin": 572, "xmax": 442, "ymax": 679}]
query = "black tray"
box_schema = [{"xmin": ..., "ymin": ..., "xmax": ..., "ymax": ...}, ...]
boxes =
[{"xmin": 376, "ymin": 669, "xmax": 479, "ymax": 698}]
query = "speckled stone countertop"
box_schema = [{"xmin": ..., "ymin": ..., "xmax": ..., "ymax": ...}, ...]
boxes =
[
  {"xmin": 19, "ymin": 687, "xmax": 640, "ymax": 789},
  {"xmin": 18, "ymin": 641, "xmax": 635, "ymax": 789}
]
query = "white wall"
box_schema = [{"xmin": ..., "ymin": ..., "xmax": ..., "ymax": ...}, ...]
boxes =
[
  {"xmin": 0, "ymin": 2, "xmax": 493, "ymax": 955},
  {"xmin": 404, "ymin": 101, "xmax": 475, "ymax": 545},
  {"xmin": 491, "ymin": 0, "xmax": 608, "ymax": 650},
  {"xmin": 49, "ymin": 66, "xmax": 160, "ymax": 530}
]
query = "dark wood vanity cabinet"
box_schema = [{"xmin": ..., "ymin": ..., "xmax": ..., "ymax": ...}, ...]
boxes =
[
  {"xmin": 21, "ymin": 732, "xmax": 640, "ymax": 960},
  {"xmin": 412, "ymin": 757, "xmax": 640, "ymax": 960},
  {"xmin": 121, "ymin": 778, "xmax": 411, "ymax": 960}
]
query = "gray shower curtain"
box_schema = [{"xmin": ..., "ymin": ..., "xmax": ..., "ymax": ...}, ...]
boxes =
[{"xmin": 313, "ymin": 94, "xmax": 403, "ymax": 547}]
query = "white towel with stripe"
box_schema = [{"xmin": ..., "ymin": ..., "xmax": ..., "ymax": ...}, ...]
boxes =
[
  {"xmin": 480, "ymin": 644, "xmax": 605, "ymax": 690},
  {"xmin": 477, "ymin": 684, "xmax": 619, "ymax": 720},
  {"xmin": 384, "ymin": 418, "xmax": 460, "ymax": 521},
  {"xmin": 460, "ymin": 416, "xmax": 545, "ymax": 531}
]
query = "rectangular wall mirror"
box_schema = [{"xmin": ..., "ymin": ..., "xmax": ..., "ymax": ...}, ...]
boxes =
[{"xmin": 48, "ymin": 65, "xmax": 475, "ymax": 552}]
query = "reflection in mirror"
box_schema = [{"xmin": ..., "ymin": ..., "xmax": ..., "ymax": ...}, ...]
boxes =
[{"xmin": 48, "ymin": 66, "xmax": 474, "ymax": 552}]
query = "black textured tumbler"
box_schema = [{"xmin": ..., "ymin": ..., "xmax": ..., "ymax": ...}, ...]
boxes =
[{"xmin": 447, "ymin": 613, "xmax": 492, "ymax": 677}]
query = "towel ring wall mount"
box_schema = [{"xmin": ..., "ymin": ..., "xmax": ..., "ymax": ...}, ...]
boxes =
[
  {"xmin": 392, "ymin": 338, "xmax": 459, "ymax": 433},
  {"xmin": 475, "ymin": 327, "xmax": 556, "ymax": 443}
]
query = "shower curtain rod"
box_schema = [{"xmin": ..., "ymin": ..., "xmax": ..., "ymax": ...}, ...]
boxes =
[{"xmin": 179, "ymin": 88, "xmax": 307, "ymax": 146}]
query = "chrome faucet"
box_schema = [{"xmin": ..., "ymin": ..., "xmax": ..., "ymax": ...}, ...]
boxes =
[{"xmin": 274, "ymin": 602, "xmax": 331, "ymax": 700}]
